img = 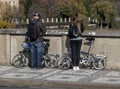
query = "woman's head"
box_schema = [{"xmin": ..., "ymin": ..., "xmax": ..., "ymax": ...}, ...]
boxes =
[{"xmin": 75, "ymin": 13, "xmax": 80, "ymax": 23}]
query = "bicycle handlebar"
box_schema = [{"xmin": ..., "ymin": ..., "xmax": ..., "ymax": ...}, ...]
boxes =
[{"xmin": 43, "ymin": 38, "xmax": 50, "ymax": 42}]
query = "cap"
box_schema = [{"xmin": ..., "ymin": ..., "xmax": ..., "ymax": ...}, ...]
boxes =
[{"xmin": 33, "ymin": 12, "xmax": 40, "ymax": 17}]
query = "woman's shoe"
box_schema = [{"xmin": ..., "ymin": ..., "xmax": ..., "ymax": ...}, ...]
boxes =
[
  {"xmin": 73, "ymin": 66, "xmax": 77, "ymax": 71},
  {"xmin": 76, "ymin": 66, "xmax": 80, "ymax": 70}
]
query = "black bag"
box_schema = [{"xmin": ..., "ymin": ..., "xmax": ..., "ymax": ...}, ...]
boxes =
[
  {"xmin": 81, "ymin": 22, "xmax": 84, "ymax": 33},
  {"xmin": 27, "ymin": 20, "xmax": 39, "ymax": 41},
  {"xmin": 68, "ymin": 24, "xmax": 80, "ymax": 39}
]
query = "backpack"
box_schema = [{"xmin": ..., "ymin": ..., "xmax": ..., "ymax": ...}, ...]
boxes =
[
  {"xmin": 81, "ymin": 22, "xmax": 84, "ymax": 33},
  {"xmin": 27, "ymin": 20, "xmax": 39, "ymax": 41},
  {"xmin": 68, "ymin": 24, "xmax": 81, "ymax": 39}
]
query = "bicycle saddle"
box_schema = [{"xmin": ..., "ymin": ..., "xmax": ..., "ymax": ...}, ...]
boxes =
[{"xmin": 86, "ymin": 37, "xmax": 95, "ymax": 41}]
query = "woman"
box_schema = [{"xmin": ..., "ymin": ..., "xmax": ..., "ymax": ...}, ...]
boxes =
[{"xmin": 68, "ymin": 14, "xmax": 83, "ymax": 71}]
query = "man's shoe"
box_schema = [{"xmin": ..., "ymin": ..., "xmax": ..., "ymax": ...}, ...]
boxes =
[
  {"xmin": 29, "ymin": 67, "xmax": 36, "ymax": 69},
  {"xmin": 36, "ymin": 66, "xmax": 43, "ymax": 69}
]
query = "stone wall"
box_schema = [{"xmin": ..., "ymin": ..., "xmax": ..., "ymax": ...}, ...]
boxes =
[
  {"xmin": 0, "ymin": 34, "xmax": 10, "ymax": 65},
  {"xmin": 83, "ymin": 38, "xmax": 120, "ymax": 70},
  {"xmin": 0, "ymin": 29, "xmax": 120, "ymax": 70}
]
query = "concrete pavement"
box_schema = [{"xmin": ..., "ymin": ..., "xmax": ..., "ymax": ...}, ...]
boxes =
[{"xmin": 0, "ymin": 66, "xmax": 120, "ymax": 89}]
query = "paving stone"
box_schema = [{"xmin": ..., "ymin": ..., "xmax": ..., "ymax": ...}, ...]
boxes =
[
  {"xmin": 0, "ymin": 66, "xmax": 14, "ymax": 73},
  {"xmin": 105, "ymin": 71, "xmax": 120, "ymax": 77},
  {"xmin": 17, "ymin": 67, "xmax": 54, "ymax": 74},
  {"xmin": 0, "ymin": 72, "xmax": 38, "ymax": 79},
  {"xmin": 44, "ymin": 75, "xmax": 85, "ymax": 82},
  {"xmin": 92, "ymin": 77, "xmax": 120, "ymax": 84},
  {"xmin": 0, "ymin": 65, "xmax": 120, "ymax": 87},
  {"xmin": 33, "ymin": 69, "xmax": 62, "ymax": 79},
  {"xmin": 60, "ymin": 69, "xmax": 98, "ymax": 76}
]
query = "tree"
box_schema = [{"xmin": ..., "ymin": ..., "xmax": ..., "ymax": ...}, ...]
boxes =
[
  {"xmin": 56, "ymin": 4, "xmax": 73, "ymax": 18},
  {"xmin": 0, "ymin": 2, "xmax": 14, "ymax": 21},
  {"xmin": 17, "ymin": 0, "xmax": 26, "ymax": 19},
  {"xmin": 0, "ymin": 1, "xmax": 3, "ymax": 20},
  {"xmin": 28, "ymin": 0, "xmax": 87, "ymax": 18},
  {"xmin": 56, "ymin": 0, "xmax": 86, "ymax": 18},
  {"xmin": 91, "ymin": 0, "xmax": 117, "ymax": 29},
  {"xmin": 28, "ymin": 0, "xmax": 57, "ymax": 18},
  {"xmin": 22, "ymin": 0, "xmax": 32, "ymax": 18}
]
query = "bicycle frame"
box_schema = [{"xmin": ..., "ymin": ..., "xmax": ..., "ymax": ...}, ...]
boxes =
[
  {"xmin": 12, "ymin": 38, "xmax": 58, "ymax": 68},
  {"xmin": 80, "ymin": 37, "xmax": 107, "ymax": 69}
]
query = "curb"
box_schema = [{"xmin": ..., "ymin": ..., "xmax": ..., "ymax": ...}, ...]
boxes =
[{"xmin": 0, "ymin": 78, "xmax": 120, "ymax": 89}]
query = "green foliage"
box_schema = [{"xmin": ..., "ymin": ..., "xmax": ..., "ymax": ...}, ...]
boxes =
[
  {"xmin": 0, "ymin": 0, "xmax": 118, "ymax": 30},
  {"xmin": 112, "ymin": 21, "xmax": 120, "ymax": 30},
  {"xmin": 18, "ymin": 0, "xmax": 26, "ymax": 20},
  {"xmin": 22, "ymin": 0, "xmax": 32, "ymax": 18},
  {"xmin": 0, "ymin": 1, "xmax": 14, "ymax": 20},
  {"xmin": 56, "ymin": 0, "xmax": 87, "ymax": 18},
  {"xmin": 0, "ymin": 21, "xmax": 15, "ymax": 28},
  {"xmin": 57, "ymin": 5, "xmax": 73, "ymax": 18},
  {"xmin": 83, "ymin": 0, "xmax": 91, "ymax": 17},
  {"xmin": 91, "ymin": 0, "xmax": 117, "ymax": 23}
]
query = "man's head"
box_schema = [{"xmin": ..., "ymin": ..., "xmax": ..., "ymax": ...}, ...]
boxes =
[{"xmin": 33, "ymin": 12, "xmax": 40, "ymax": 20}]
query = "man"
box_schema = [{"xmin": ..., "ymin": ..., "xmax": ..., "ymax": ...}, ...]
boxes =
[{"xmin": 27, "ymin": 12, "xmax": 47, "ymax": 69}]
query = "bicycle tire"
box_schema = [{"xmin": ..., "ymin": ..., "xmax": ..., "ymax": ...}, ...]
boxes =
[
  {"xmin": 58, "ymin": 55, "xmax": 71, "ymax": 70},
  {"xmin": 79, "ymin": 53, "xmax": 87, "ymax": 68},
  {"xmin": 93, "ymin": 56, "xmax": 106, "ymax": 70},
  {"xmin": 12, "ymin": 53, "xmax": 26, "ymax": 68},
  {"xmin": 44, "ymin": 54, "xmax": 57, "ymax": 68}
]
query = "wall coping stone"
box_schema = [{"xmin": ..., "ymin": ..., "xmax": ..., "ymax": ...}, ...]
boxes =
[{"xmin": 0, "ymin": 29, "xmax": 120, "ymax": 38}]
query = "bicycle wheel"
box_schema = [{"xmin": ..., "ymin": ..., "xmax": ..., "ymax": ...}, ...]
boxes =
[
  {"xmin": 44, "ymin": 54, "xmax": 57, "ymax": 68},
  {"xmin": 79, "ymin": 53, "xmax": 87, "ymax": 68},
  {"xmin": 12, "ymin": 53, "xmax": 26, "ymax": 68},
  {"xmin": 93, "ymin": 56, "xmax": 106, "ymax": 70},
  {"xmin": 58, "ymin": 55, "xmax": 71, "ymax": 70}
]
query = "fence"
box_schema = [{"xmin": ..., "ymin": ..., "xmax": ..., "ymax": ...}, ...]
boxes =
[
  {"xmin": 7, "ymin": 18, "xmax": 72, "ymax": 29},
  {"xmin": 6, "ymin": 17, "xmax": 120, "ymax": 29},
  {"xmin": 30, "ymin": 18, "xmax": 71, "ymax": 29}
]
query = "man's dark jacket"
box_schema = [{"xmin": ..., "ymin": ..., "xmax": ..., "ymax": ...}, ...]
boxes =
[{"xmin": 27, "ymin": 19, "xmax": 47, "ymax": 42}]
